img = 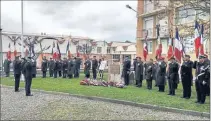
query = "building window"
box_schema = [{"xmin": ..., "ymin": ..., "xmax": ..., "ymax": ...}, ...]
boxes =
[
  {"xmin": 97, "ymin": 47, "xmax": 102, "ymax": 53},
  {"xmin": 144, "ymin": 0, "xmax": 154, "ymax": 13},
  {"xmin": 113, "ymin": 54, "xmax": 120, "ymax": 61},
  {"xmin": 183, "ymin": 36, "xmax": 194, "ymax": 53},
  {"xmin": 161, "ymin": 39, "xmax": 168, "ymax": 54},
  {"xmin": 144, "ymin": 17, "xmax": 153, "ymax": 38},
  {"xmin": 107, "ymin": 47, "xmax": 111, "ymax": 54},
  {"xmin": 144, "ymin": 41, "xmax": 153, "ymax": 53}
]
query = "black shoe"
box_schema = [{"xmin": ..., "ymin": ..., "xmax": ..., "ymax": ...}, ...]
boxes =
[
  {"xmin": 181, "ymin": 96, "xmax": 185, "ymax": 98},
  {"xmin": 26, "ymin": 94, "xmax": 33, "ymax": 96},
  {"xmin": 168, "ymin": 93, "xmax": 171, "ymax": 95},
  {"xmin": 15, "ymin": 90, "xmax": 20, "ymax": 92},
  {"xmin": 195, "ymin": 101, "xmax": 200, "ymax": 103},
  {"xmin": 199, "ymin": 102, "xmax": 205, "ymax": 104},
  {"xmin": 185, "ymin": 97, "xmax": 190, "ymax": 99},
  {"xmin": 171, "ymin": 94, "xmax": 175, "ymax": 96}
]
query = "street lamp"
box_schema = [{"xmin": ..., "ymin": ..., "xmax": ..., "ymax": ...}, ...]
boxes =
[
  {"xmin": 0, "ymin": 28, "xmax": 3, "ymax": 77},
  {"xmin": 125, "ymin": 4, "xmax": 138, "ymax": 13},
  {"xmin": 20, "ymin": 0, "xmax": 24, "ymax": 81}
]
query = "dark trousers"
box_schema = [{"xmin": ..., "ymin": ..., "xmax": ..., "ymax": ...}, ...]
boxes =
[
  {"xmin": 146, "ymin": 79, "xmax": 152, "ymax": 89},
  {"xmin": 205, "ymin": 85, "xmax": 210, "ymax": 96},
  {"xmin": 54, "ymin": 71, "xmax": 57, "ymax": 78},
  {"xmin": 32, "ymin": 74, "xmax": 36, "ymax": 78},
  {"xmin": 168, "ymin": 80, "xmax": 175, "ymax": 95},
  {"xmin": 159, "ymin": 85, "xmax": 165, "ymax": 92},
  {"xmin": 182, "ymin": 80, "xmax": 191, "ymax": 98},
  {"xmin": 195, "ymin": 81, "xmax": 206, "ymax": 103},
  {"xmin": 42, "ymin": 71, "xmax": 46, "ymax": 78},
  {"xmin": 58, "ymin": 71, "xmax": 62, "ymax": 77},
  {"xmin": 92, "ymin": 68, "xmax": 97, "ymax": 80},
  {"xmin": 85, "ymin": 73, "xmax": 90, "ymax": 78},
  {"xmin": 124, "ymin": 72, "xmax": 130, "ymax": 85},
  {"xmin": 63, "ymin": 70, "xmax": 67, "ymax": 78},
  {"xmin": 25, "ymin": 76, "xmax": 32, "ymax": 95},
  {"xmin": 68, "ymin": 74, "xmax": 73, "ymax": 79},
  {"xmin": 99, "ymin": 70, "xmax": 104, "ymax": 80},
  {"xmin": 175, "ymin": 84, "xmax": 178, "ymax": 89},
  {"xmin": 14, "ymin": 74, "xmax": 21, "ymax": 91},
  {"xmin": 74, "ymin": 68, "xmax": 79, "ymax": 78},
  {"xmin": 5, "ymin": 72, "xmax": 10, "ymax": 77},
  {"xmin": 49, "ymin": 70, "xmax": 53, "ymax": 77}
]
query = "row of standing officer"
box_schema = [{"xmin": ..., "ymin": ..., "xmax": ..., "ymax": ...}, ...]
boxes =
[
  {"xmin": 41, "ymin": 56, "xmax": 82, "ymax": 79},
  {"xmin": 132, "ymin": 54, "xmax": 210, "ymax": 104}
]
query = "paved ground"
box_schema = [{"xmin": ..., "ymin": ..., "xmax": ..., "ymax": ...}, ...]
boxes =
[{"xmin": 1, "ymin": 87, "xmax": 209, "ymax": 120}]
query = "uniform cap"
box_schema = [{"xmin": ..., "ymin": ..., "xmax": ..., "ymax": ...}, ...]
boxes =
[
  {"xmin": 199, "ymin": 55, "xmax": 206, "ymax": 59},
  {"xmin": 169, "ymin": 57, "xmax": 175, "ymax": 60},
  {"xmin": 185, "ymin": 55, "xmax": 190, "ymax": 58}
]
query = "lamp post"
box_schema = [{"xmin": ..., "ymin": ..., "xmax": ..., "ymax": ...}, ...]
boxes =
[
  {"xmin": 20, "ymin": 0, "xmax": 24, "ymax": 81},
  {"xmin": 126, "ymin": 4, "xmax": 138, "ymax": 13},
  {"xmin": 0, "ymin": 28, "xmax": 3, "ymax": 77}
]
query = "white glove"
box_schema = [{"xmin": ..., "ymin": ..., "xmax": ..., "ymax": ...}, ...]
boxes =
[
  {"xmin": 127, "ymin": 71, "xmax": 130, "ymax": 74},
  {"xmin": 202, "ymin": 81, "xmax": 207, "ymax": 85}
]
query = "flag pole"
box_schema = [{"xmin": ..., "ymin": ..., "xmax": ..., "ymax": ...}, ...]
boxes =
[{"xmin": 20, "ymin": 0, "xmax": 24, "ymax": 81}]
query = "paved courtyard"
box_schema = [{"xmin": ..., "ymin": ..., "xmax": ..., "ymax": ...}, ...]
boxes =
[{"xmin": 1, "ymin": 87, "xmax": 209, "ymax": 120}]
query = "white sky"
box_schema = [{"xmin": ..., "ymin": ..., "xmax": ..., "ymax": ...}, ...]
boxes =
[{"xmin": 1, "ymin": 1, "xmax": 137, "ymax": 42}]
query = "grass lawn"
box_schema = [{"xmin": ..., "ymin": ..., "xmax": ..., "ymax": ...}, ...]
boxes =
[{"xmin": 1, "ymin": 73, "xmax": 210, "ymax": 113}]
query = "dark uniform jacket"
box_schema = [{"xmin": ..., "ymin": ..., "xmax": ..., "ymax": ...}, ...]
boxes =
[
  {"xmin": 13, "ymin": 60, "xmax": 22, "ymax": 75},
  {"xmin": 58, "ymin": 60, "xmax": 62, "ymax": 71},
  {"xmin": 48, "ymin": 60, "xmax": 54, "ymax": 71},
  {"xmin": 21, "ymin": 59, "xmax": 27, "ymax": 75},
  {"xmin": 84, "ymin": 59, "xmax": 91, "ymax": 75},
  {"xmin": 24, "ymin": 59, "xmax": 33, "ymax": 78},
  {"xmin": 133, "ymin": 59, "xmax": 137, "ymax": 71},
  {"xmin": 193, "ymin": 61, "xmax": 210, "ymax": 85},
  {"xmin": 71, "ymin": 59, "xmax": 76, "ymax": 73},
  {"xmin": 67, "ymin": 60, "xmax": 73, "ymax": 75},
  {"xmin": 181, "ymin": 60, "xmax": 193, "ymax": 85},
  {"xmin": 168, "ymin": 62, "xmax": 179, "ymax": 83},
  {"xmin": 32, "ymin": 61, "xmax": 37, "ymax": 75},
  {"xmin": 76, "ymin": 58, "xmax": 82, "ymax": 69},
  {"xmin": 135, "ymin": 61, "xmax": 143, "ymax": 81},
  {"xmin": 3, "ymin": 59, "xmax": 11, "ymax": 73},
  {"xmin": 41, "ymin": 59, "xmax": 48, "ymax": 72},
  {"xmin": 145, "ymin": 62, "xmax": 153, "ymax": 80},
  {"xmin": 152, "ymin": 63, "xmax": 157, "ymax": 80},
  {"xmin": 157, "ymin": 61, "xmax": 167, "ymax": 86},
  {"xmin": 123, "ymin": 60, "xmax": 131, "ymax": 77},
  {"xmin": 92, "ymin": 59, "xmax": 98, "ymax": 70},
  {"xmin": 62, "ymin": 60, "xmax": 68, "ymax": 71},
  {"xmin": 53, "ymin": 60, "xmax": 59, "ymax": 71}
]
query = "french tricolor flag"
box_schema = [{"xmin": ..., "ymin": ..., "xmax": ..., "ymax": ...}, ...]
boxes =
[
  {"xmin": 174, "ymin": 27, "xmax": 182, "ymax": 63},
  {"xmin": 143, "ymin": 30, "xmax": 148, "ymax": 61},
  {"xmin": 199, "ymin": 24, "xmax": 204, "ymax": 56},
  {"xmin": 7, "ymin": 43, "xmax": 11, "ymax": 61},
  {"xmin": 194, "ymin": 20, "xmax": 201, "ymax": 58}
]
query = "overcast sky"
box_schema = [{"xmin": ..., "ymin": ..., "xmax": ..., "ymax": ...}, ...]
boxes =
[{"xmin": 1, "ymin": 1, "xmax": 137, "ymax": 42}]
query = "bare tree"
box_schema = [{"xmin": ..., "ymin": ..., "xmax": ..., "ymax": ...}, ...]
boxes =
[{"xmin": 154, "ymin": 0, "xmax": 210, "ymax": 37}]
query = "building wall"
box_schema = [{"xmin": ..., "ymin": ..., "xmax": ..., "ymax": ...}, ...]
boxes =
[{"xmin": 136, "ymin": 0, "xmax": 210, "ymax": 61}]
